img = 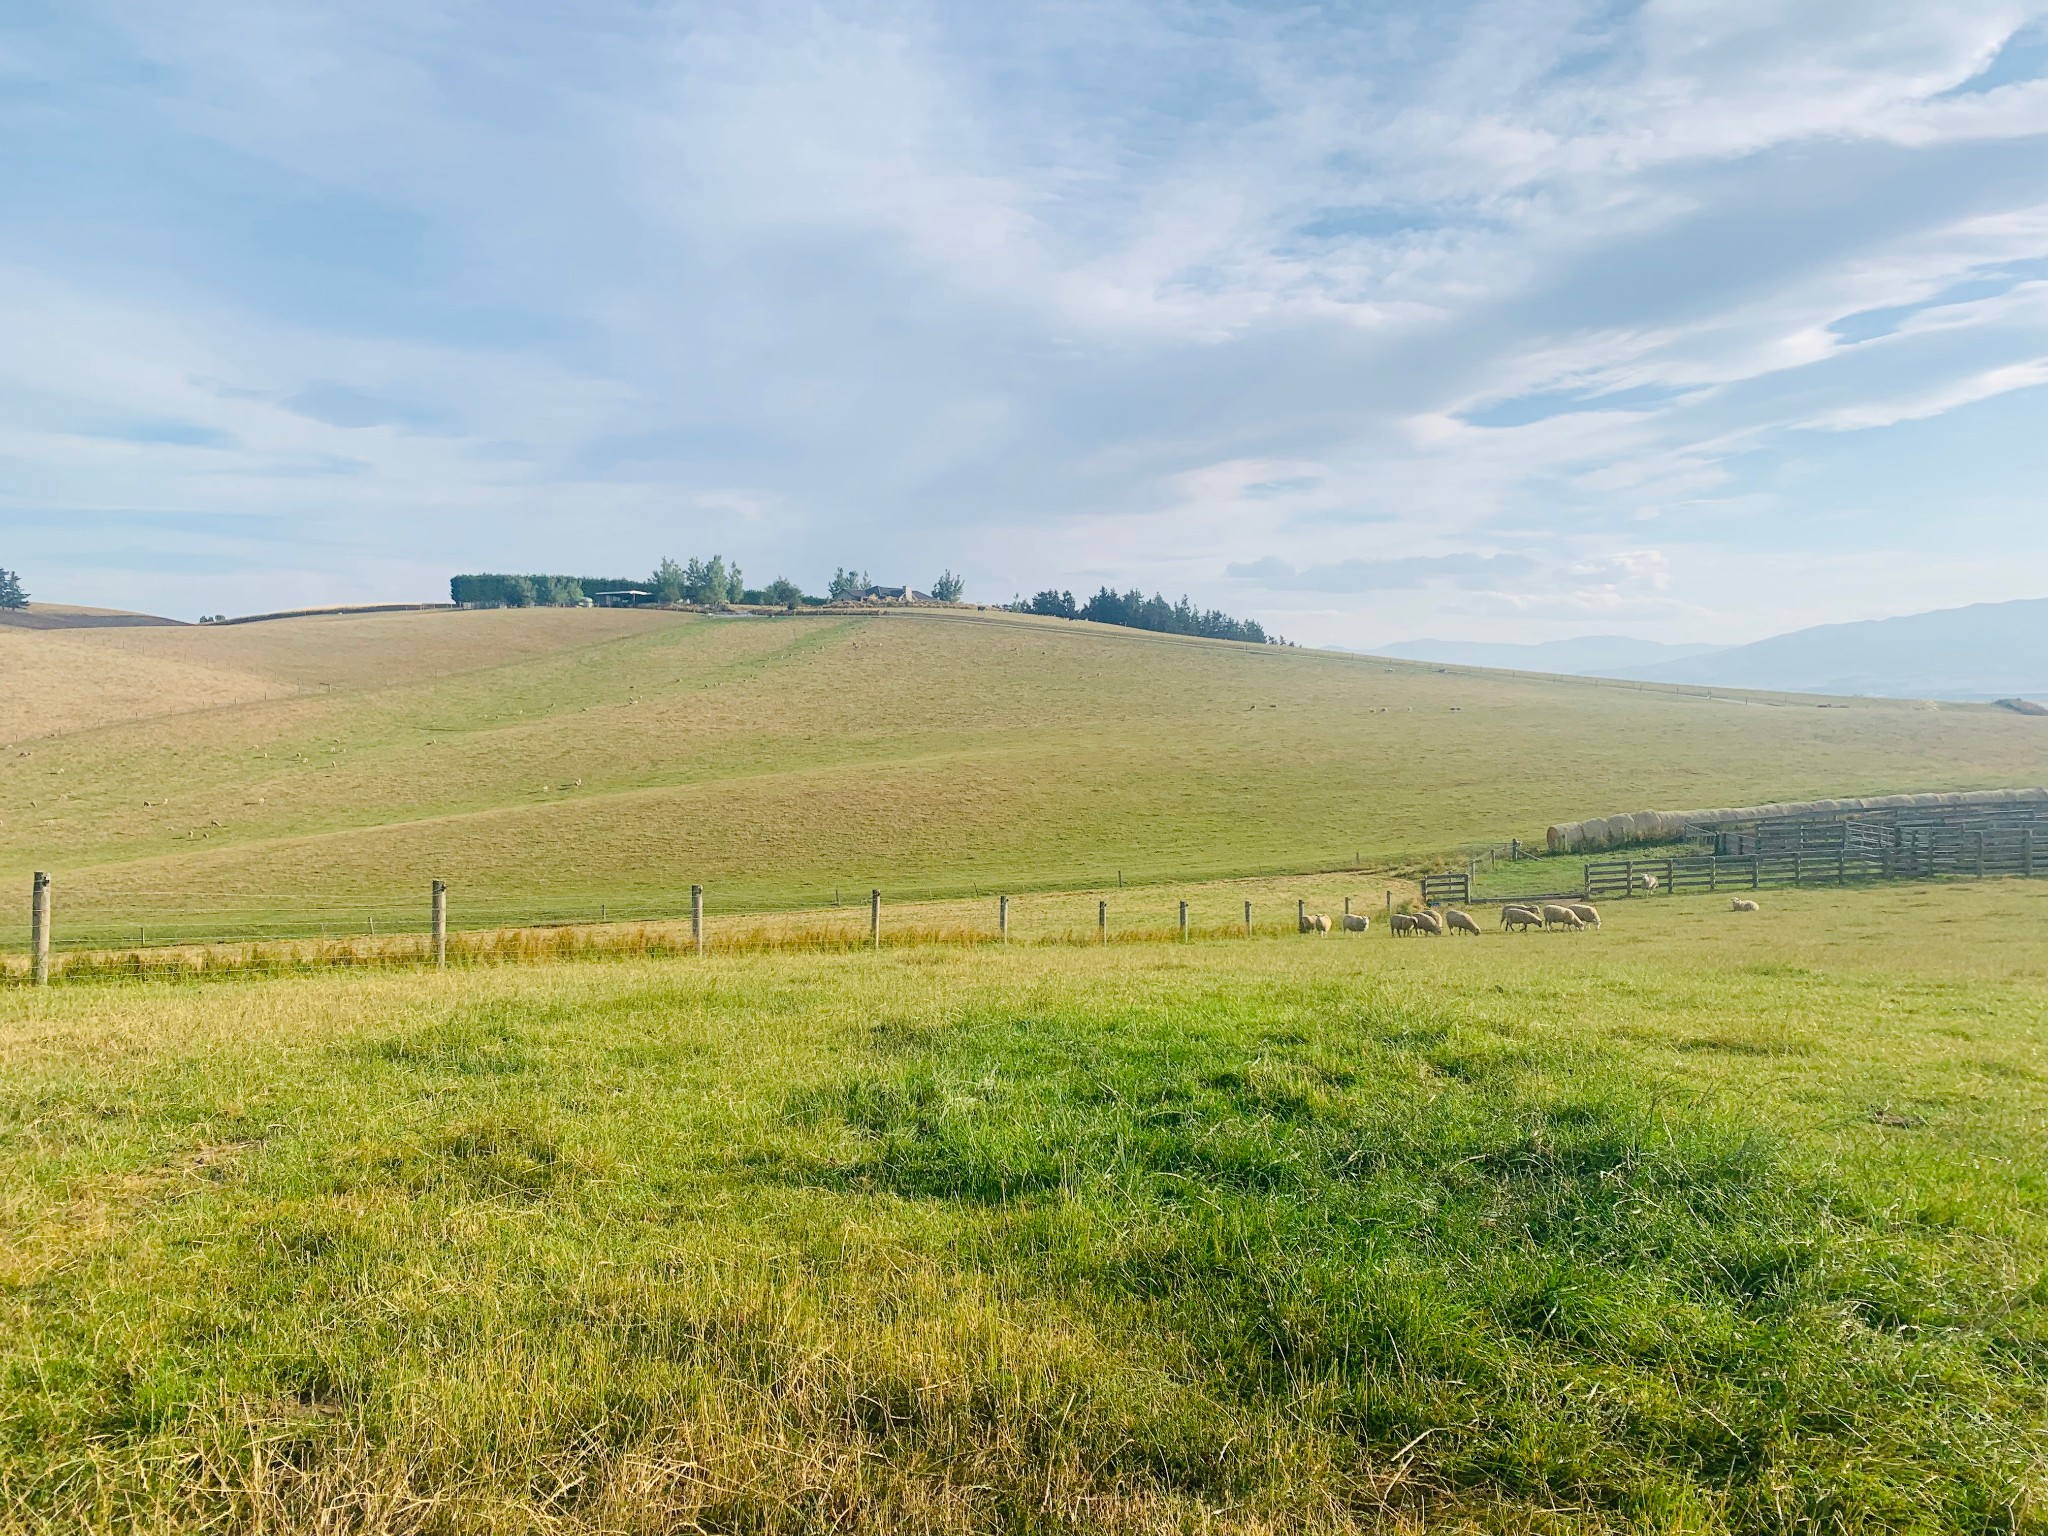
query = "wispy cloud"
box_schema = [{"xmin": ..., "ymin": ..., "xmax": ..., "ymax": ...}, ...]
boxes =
[
  {"xmin": 1227, "ymin": 554, "xmax": 1539, "ymax": 593},
  {"xmin": 1, "ymin": 0, "xmax": 2045, "ymax": 637}
]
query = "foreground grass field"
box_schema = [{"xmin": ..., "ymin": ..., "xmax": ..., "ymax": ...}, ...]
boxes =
[
  {"xmin": 4, "ymin": 606, "xmax": 2046, "ymax": 947},
  {"xmin": 3, "ymin": 881, "xmax": 2043, "ymax": 1533}
]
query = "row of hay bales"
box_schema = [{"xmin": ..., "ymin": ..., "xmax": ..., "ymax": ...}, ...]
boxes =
[{"xmin": 1546, "ymin": 787, "xmax": 2048, "ymax": 855}]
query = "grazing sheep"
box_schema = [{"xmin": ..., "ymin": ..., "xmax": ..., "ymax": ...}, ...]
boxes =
[
  {"xmin": 1542, "ymin": 903, "xmax": 1586, "ymax": 931},
  {"xmin": 1412, "ymin": 909, "xmax": 1445, "ymax": 936},
  {"xmin": 1729, "ymin": 898, "xmax": 1760, "ymax": 912},
  {"xmin": 1501, "ymin": 905, "xmax": 1543, "ymax": 931},
  {"xmin": 1340, "ymin": 912, "xmax": 1370, "ymax": 932},
  {"xmin": 1299, "ymin": 912, "xmax": 1332, "ymax": 933},
  {"xmin": 1567, "ymin": 903, "xmax": 1601, "ymax": 928},
  {"xmin": 1635, "ymin": 873, "xmax": 1660, "ymax": 892},
  {"xmin": 1389, "ymin": 913, "xmax": 1418, "ymax": 936},
  {"xmin": 1446, "ymin": 909, "xmax": 1481, "ymax": 936}
]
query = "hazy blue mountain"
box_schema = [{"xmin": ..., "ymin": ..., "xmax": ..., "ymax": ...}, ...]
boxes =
[
  {"xmin": 1367, "ymin": 635, "xmax": 1727, "ymax": 675},
  {"xmin": 1599, "ymin": 598, "xmax": 2048, "ymax": 700}
]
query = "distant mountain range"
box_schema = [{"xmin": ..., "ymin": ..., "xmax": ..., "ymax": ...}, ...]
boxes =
[
  {"xmin": 1371, "ymin": 635, "xmax": 1726, "ymax": 675},
  {"xmin": 1370, "ymin": 597, "xmax": 2048, "ymax": 702}
]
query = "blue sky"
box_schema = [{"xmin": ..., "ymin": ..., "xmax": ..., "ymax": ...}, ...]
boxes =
[{"xmin": 3, "ymin": 1, "xmax": 2046, "ymax": 645}]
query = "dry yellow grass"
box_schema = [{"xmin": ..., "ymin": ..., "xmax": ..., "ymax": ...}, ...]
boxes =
[
  {"xmin": 0, "ymin": 626, "xmax": 292, "ymax": 742},
  {"xmin": 4, "ymin": 605, "xmax": 2044, "ymax": 948}
]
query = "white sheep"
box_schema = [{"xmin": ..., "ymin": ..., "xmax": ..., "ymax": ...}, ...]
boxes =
[{"xmin": 1729, "ymin": 898, "xmax": 1760, "ymax": 912}]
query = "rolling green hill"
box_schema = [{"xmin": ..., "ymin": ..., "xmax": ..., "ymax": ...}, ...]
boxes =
[{"xmin": 4, "ymin": 605, "xmax": 2045, "ymax": 944}]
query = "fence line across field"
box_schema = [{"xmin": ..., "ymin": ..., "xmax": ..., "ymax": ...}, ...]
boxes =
[
  {"xmin": 8, "ymin": 873, "xmax": 1432, "ymax": 983},
  {"xmin": 15, "ymin": 822, "xmax": 2048, "ymax": 982}
]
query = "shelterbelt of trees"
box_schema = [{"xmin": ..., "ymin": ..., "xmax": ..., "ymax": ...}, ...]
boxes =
[
  {"xmin": 449, "ymin": 562, "xmax": 967, "ymax": 610},
  {"xmin": 1014, "ymin": 586, "xmax": 1280, "ymax": 645},
  {"xmin": 447, "ymin": 566, "xmax": 1276, "ymax": 649}
]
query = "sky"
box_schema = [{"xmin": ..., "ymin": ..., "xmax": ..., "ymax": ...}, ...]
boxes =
[{"xmin": 3, "ymin": 1, "xmax": 2047, "ymax": 647}]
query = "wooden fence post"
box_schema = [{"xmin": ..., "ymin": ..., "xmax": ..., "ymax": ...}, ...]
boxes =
[
  {"xmin": 1343, "ymin": 896, "xmax": 1352, "ymax": 917},
  {"xmin": 432, "ymin": 881, "xmax": 447, "ymax": 970},
  {"xmin": 692, "ymin": 885, "xmax": 704, "ymax": 956},
  {"xmin": 1098, "ymin": 900, "xmax": 1107, "ymax": 942},
  {"xmin": 1243, "ymin": 899, "xmax": 1252, "ymax": 935},
  {"xmin": 999, "ymin": 895, "xmax": 1009, "ymax": 941},
  {"xmin": 2024, "ymin": 828, "xmax": 2035, "ymax": 878},
  {"xmin": 1977, "ymin": 830, "xmax": 1986, "ymax": 879},
  {"xmin": 1297, "ymin": 898, "xmax": 1305, "ymax": 933},
  {"xmin": 870, "ymin": 889, "xmax": 881, "ymax": 951},
  {"xmin": 1179, "ymin": 901, "xmax": 1189, "ymax": 940},
  {"xmin": 31, "ymin": 872, "xmax": 50, "ymax": 987}
]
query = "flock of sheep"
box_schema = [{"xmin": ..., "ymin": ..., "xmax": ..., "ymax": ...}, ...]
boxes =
[{"xmin": 1296, "ymin": 895, "xmax": 1761, "ymax": 936}]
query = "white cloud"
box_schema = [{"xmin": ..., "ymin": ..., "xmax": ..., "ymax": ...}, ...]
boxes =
[{"xmin": 3, "ymin": 0, "xmax": 2046, "ymax": 638}]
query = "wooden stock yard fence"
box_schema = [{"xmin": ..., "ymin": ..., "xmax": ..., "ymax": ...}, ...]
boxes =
[{"xmin": 1583, "ymin": 802, "xmax": 2047, "ymax": 898}]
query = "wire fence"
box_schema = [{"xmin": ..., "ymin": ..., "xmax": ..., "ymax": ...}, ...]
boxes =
[
  {"xmin": 0, "ymin": 844, "xmax": 1439, "ymax": 956},
  {"xmin": 1, "ymin": 868, "xmax": 1436, "ymax": 987}
]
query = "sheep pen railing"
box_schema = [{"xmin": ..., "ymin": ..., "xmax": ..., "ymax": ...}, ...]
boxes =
[{"xmin": 1547, "ymin": 788, "xmax": 2048, "ymax": 855}]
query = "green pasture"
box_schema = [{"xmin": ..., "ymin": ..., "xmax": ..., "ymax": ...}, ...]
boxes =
[
  {"xmin": 3, "ymin": 606, "xmax": 2045, "ymax": 948},
  {"xmin": 3, "ymin": 880, "xmax": 2044, "ymax": 1532}
]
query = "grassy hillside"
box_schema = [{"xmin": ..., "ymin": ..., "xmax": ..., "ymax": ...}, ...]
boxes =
[
  {"xmin": 3, "ymin": 605, "xmax": 2045, "ymax": 946},
  {"xmin": 3, "ymin": 880, "xmax": 2043, "ymax": 1532}
]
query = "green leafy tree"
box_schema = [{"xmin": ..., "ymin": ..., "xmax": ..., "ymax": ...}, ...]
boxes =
[
  {"xmin": 932, "ymin": 570, "xmax": 964, "ymax": 603},
  {"xmin": 828, "ymin": 567, "xmax": 871, "ymax": 601},
  {"xmin": 763, "ymin": 577, "xmax": 804, "ymax": 609},
  {"xmin": 0, "ymin": 567, "xmax": 25, "ymax": 610},
  {"xmin": 651, "ymin": 558, "xmax": 688, "ymax": 603}
]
